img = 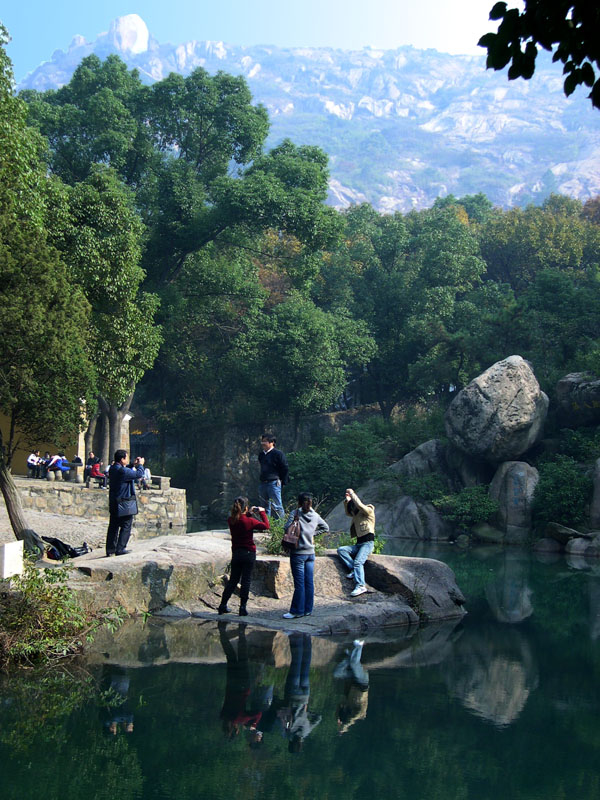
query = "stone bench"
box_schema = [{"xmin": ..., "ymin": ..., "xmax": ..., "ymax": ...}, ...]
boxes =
[
  {"xmin": 46, "ymin": 464, "xmax": 84, "ymax": 484},
  {"xmin": 151, "ymin": 475, "xmax": 171, "ymax": 490}
]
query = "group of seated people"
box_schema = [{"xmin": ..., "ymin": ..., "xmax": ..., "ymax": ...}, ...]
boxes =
[
  {"xmin": 27, "ymin": 449, "xmax": 152, "ymax": 489},
  {"xmin": 26, "ymin": 450, "xmax": 81, "ymax": 479}
]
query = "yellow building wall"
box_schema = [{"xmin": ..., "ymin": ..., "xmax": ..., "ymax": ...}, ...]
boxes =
[{"xmin": 0, "ymin": 412, "xmax": 85, "ymax": 476}]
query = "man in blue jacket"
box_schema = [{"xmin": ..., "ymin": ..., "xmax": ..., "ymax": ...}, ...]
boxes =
[{"xmin": 106, "ymin": 449, "xmax": 145, "ymax": 557}]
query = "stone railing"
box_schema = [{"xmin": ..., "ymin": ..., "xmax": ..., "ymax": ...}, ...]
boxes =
[{"xmin": 16, "ymin": 479, "xmax": 186, "ymax": 530}]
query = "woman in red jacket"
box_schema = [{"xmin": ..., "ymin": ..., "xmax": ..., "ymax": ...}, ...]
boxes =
[{"xmin": 218, "ymin": 496, "xmax": 270, "ymax": 616}]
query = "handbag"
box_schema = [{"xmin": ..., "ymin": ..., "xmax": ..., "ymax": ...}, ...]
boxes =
[
  {"xmin": 281, "ymin": 510, "xmax": 301, "ymax": 551},
  {"xmin": 117, "ymin": 496, "xmax": 139, "ymax": 517}
]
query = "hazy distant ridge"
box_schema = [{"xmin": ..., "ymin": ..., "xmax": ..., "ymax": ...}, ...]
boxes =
[{"xmin": 19, "ymin": 14, "xmax": 600, "ymax": 211}]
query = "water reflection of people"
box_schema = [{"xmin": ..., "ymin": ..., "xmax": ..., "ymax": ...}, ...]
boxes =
[
  {"xmin": 218, "ymin": 622, "xmax": 263, "ymax": 741},
  {"xmin": 333, "ymin": 639, "xmax": 369, "ymax": 735},
  {"xmin": 101, "ymin": 667, "xmax": 134, "ymax": 735},
  {"xmin": 278, "ymin": 633, "xmax": 321, "ymax": 752}
]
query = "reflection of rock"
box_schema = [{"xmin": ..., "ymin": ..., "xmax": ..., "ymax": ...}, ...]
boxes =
[
  {"xmin": 445, "ymin": 625, "xmax": 538, "ymax": 727},
  {"xmin": 363, "ymin": 619, "xmax": 463, "ymax": 670},
  {"xmin": 485, "ymin": 552, "xmax": 533, "ymax": 623},
  {"xmin": 588, "ymin": 577, "xmax": 600, "ymax": 641},
  {"xmin": 445, "ymin": 355, "xmax": 548, "ymax": 463}
]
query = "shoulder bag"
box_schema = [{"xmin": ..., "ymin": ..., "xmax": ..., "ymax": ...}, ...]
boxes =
[
  {"xmin": 117, "ymin": 495, "xmax": 139, "ymax": 517},
  {"xmin": 281, "ymin": 510, "xmax": 301, "ymax": 551}
]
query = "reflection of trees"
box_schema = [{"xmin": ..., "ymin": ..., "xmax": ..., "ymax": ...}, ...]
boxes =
[
  {"xmin": 445, "ymin": 624, "xmax": 538, "ymax": 727},
  {"xmin": 485, "ymin": 551, "xmax": 534, "ymax": 623},
  {"xmin": 0, "ymin": 667, "xmax": 144, "ymax": 800}
]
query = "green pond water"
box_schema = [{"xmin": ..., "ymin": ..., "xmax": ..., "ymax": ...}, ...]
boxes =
[{"xmin": 2, "ymin": 543, "xmax": 600, "ymax": 800}]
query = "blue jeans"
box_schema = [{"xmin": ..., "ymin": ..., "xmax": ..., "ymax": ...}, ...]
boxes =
[
  {"xmin": 333, "ymin": 642, "xmax": 369, "ymax": 689},
  {"xmin": 285, "ymin": 633, "xmax": 312, "ymax": 702},
  {"xmin": 337, "ymin": 541, "xmax": 374, "ymax": 587},
  {"xmin": 259, "ymin": 480, "xmax": 284, "ymax": 519},
  {"xmin": 289, "ymin": 553, "xmax": 315, "ymax": 616}
]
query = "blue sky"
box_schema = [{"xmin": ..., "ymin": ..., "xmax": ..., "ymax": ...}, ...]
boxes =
[{"xmin": 2, "ymin": 0, "xmax": 496, "ymax": 81}]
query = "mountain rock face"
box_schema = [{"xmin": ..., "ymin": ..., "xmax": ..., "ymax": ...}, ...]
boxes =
[{"xmin": 19, "ymin": 14, "xmax": 600, "ymax": 212}]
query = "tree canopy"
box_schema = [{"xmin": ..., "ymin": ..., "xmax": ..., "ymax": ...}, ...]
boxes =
[{"xmin": 479, "ymin": 1, "xmax": 600, "ymax": 108}]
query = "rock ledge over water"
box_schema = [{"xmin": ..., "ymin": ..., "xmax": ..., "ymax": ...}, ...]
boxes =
[{"xmin": 67, "ymin": 532, "xmax": 466, "ymax": 635}]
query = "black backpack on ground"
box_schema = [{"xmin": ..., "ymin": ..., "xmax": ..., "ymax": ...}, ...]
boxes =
[{"xmin": 42, "ymin": 536, "xmax": 91, "ymax": 560}]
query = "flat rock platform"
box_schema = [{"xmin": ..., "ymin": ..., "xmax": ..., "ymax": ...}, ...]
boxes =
[{"xmin": 66, "ymin": 532, "xmax": 466, "ymax": 636}]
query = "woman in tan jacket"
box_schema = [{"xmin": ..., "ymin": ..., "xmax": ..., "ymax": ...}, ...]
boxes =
[{"xmin": 337, "ymin": 488, "xmax": 375, "ymax": 597}]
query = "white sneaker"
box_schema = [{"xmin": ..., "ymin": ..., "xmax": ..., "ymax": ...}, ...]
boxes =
[
  {"xmin": 353, "ymin": 639, "xmax": 364, "ymax": 647},
  {"xmin": 282, "ymin": 612, "xmax": 299, "ymax": 619},
  {"xmin": 346, "ymin": 572, "xmax": 354, "ymax": 579},
  {"xmin": 350, "ymin": 585, "xmax": 367, "ymax": 597}
]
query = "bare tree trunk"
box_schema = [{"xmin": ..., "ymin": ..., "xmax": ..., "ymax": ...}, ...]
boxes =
[
  {"xmin": 97, "ymin": 397, "xmax": 110, "ymax": 466},
  {"xmin": 291, "ymin": 410, "xmax": 302, "ymax": 452},
  {"xmin": 6, "ymin": 407, "xmax": 21, "ymax": 469},
  {"xmin": 0, "ymin": 442, "xmax": 44, "ymax": 554},
  {"xmin": 84, "ymin": 408, "xmax": 100, "ymax": 457}
]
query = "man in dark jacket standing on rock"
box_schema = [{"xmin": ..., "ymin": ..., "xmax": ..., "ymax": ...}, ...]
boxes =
[
  {"xmin": 106, "ymin": 449, "xmax": 145, "ymax": 557},
  {"xmin": 258, "ymin": 434, "xmax": 288, "ymax": 519}
]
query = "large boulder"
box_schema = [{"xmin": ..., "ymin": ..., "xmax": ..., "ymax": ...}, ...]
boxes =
[
  {"xmin": 555, "ymin": 372, "xmax": 600, "ymax": 428},
  {"xmin": 489, "ymin": 461, "xmax": 539, "ymax": 543},
  {"xmin": 445, "ymin": 355, "xmax": 549, "ymax": 463}
]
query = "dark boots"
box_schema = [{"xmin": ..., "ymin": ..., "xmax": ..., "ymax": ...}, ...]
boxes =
[
  {"xmin": 239, "ymin": 597, "xmax": 248, "ymax": 616},
  {"xmin": 218, "ymin": 604, "xmax": 230, "ymax": 614}
]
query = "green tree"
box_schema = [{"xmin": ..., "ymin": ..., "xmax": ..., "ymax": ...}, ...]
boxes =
[
  {"xmin": 47, "ymin": 166, "xmax": 161, "ymax": 462},
  {"xmin": 0, "ymin": 25, "xmax": 96, "ymax": 550},
  {"xmin": 240, "ymin": 295, "xmax": 375, "ymax": 445},
  {"xmin": 326, "ymin": 203, "xmax": 486, "ymax": 417},
  {"xmin": 479, "ymin": 1, "xmax": 600, "ymax": 108},
  {"xmin": 479, "ymin": 198, "xmax": 600, "ymax": 291}
]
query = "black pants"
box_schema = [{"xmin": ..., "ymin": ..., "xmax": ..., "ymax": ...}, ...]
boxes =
[
  {"xmin": 106, "ymin": 513, "xmax": 133, "ymax": 555},
  {"xmin": 220, "ymin": 549, "xmax": 256, "ymax": 607}
]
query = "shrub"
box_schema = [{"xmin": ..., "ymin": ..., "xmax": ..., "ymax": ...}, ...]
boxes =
[
  {"xmin": 556, "ymin": 427, "xmax": 600, "ymax": 463},
  {"xmin": 0, "ymin": 560, "xmax": 126, "ymax": 669},
  {"xmin": 532, "ymin": 455, "xmax": 592, "ymax": 528},
  {"xmin": 286, "ymin": 406, "xmax": 446, "ymax": 513},
  {"xmin": 432, "ymin": 485, "xmax": 499, "ymax": 530}
]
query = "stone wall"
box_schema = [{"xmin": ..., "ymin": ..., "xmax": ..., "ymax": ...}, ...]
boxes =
[{"xmin": 17, "ymin": 480, "xmax": 186, "ymax": 530}]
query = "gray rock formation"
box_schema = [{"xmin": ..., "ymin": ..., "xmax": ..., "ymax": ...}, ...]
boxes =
[
  {"xmin": 66, "ymin": 533, "xmax": 466, "ymax": 634},
  {"xmin": 326, "ymin": 438, "xmax": 490, "ymax": 539},
  {"xmin": 489, "ymin": 461, "xmax": 539, "ymax": 543},
  {"xmin": 445, "ymin": 355, "xmax": 549, "ymax": 463},
  {"xmin": 555, "ymin": 373, "xmax": 600, "ymax": 428},
  {"xmin": 590, "ymin": 458, "xmax": 600, "ymax": 528}
]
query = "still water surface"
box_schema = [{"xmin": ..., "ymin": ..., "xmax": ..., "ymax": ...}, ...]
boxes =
[{"xmin": 2, "ymin": 543, "xmax": 600, "ymax": 800}]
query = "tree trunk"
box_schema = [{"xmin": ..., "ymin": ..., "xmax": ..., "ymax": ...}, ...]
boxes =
[
  {"xmin": 101, "ymin": 390, "xmax": 135, "ymax": 463},
  {"xmin": 6, "ymin": 407, "xmax": 21, "ymax": 469},
  {"xmin": 0, "ymin": 451, "xmax": 44, "ymax": 555},
  {"xmin": 291, "ymin": 410, "xmax": 302, "ymax": 452},
  {"xmin": 97, "ymin": 397, "xmax": 110, "ymax": 466},
  {"xmin": 84, "ymin": 409, "xmax": 100, "ymax": 457}
]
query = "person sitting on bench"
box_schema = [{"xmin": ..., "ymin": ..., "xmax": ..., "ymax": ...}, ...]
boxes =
[{"xmin": 90, "ymin": 460, "xmax": 108, "ymax": 488}]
